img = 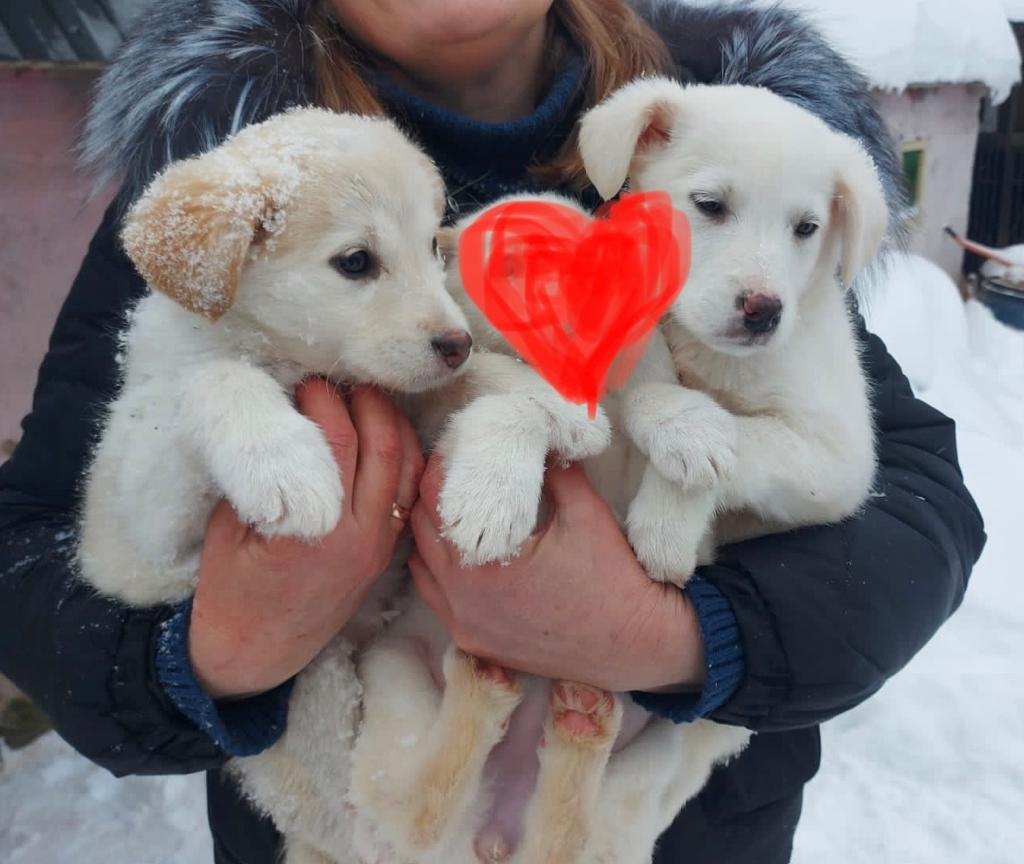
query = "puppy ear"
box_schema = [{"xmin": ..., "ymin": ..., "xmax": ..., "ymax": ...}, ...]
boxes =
[
  {"xmin": 832, "ymin": 139, "xmax": 889, "ymax": 288},
  {"xmin": 436, "ymin": 226, "xmax": 459, "ymax": 262},
  {"xmin": 578, "ymin": 77, "xmax": 686, "ymax": 201},
  {"xmin": 121, "ymin": 150, "xmax": 276, "ymax": 320}
]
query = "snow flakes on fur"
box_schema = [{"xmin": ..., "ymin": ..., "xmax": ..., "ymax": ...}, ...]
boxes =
[{"xmin": 120, "ymin": 108, "xmax": 324, "ymax": 318}]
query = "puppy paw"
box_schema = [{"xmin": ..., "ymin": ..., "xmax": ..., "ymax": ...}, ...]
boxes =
[
  {"xmin": 223, "ymin": 419, "xmax": 343, "ymax": 540},
  {"xmin": 546, "ymin": 403, "xmax": 611, "ymax": 462},
  {"xmin": 438, "ymin": 402, "xmax": 547, "ymax": 564},
  {"xmin": 629, "ymin": 388, "xmax": 738, "ymax": 490},
  {"xmin": 627, "ymin": 480, "xmax": 712, "ymax": 586},
  {"xmin": 407, "ymin": 649, "xmax": 522, "ymax": 851},
  {"xmin": 439, "ymin": 467, "xmax": 541, "ymax": 565},
  {"xmin": 627, "ymin": 514, "xmax": 699, "ymax": 587},
  {"xmin": 549, "ymin": 683, "xmax": 622, "ymax": 748}
]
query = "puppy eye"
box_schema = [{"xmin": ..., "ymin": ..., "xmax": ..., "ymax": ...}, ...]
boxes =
[
  {"xmin": 691, "ymin": 195, "xmax": 727, "ymax": 219},
  {"xmin": 795, "ymin": 221, "xmax": 820, "ymax": 238},
  {"xmin": 331, "ymin": 249, "xmax": 378, "ymax": 279}
]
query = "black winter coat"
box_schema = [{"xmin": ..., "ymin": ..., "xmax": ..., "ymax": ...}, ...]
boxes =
[{"xmin": 0, "ymin": 2, "xmax": 986, "ymax": 862}]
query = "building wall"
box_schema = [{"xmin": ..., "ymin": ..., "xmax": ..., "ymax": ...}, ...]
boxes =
[
  {"xmin": 0, "ymin": 66, "xmax": 113, "ymax": 459},
  {"xmin": 874, "ymin": 84, "xmax": 987, "ymax": 279}
]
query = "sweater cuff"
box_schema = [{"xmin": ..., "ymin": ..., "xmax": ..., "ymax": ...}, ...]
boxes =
[
  {"xmin": 630, "ymin": 576, "xmax": 745, "ymax": 723},
  {"xmin": 154, "ymin": 598, "xmax": 293, "ymax": 757}
]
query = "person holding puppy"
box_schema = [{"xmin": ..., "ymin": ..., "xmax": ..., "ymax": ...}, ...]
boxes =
[{"xmin": 0, "ymin": 2, "xmax": 985, "ymax": 863}]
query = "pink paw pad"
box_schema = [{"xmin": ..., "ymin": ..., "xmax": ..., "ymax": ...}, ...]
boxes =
[
  {"xmin": 551, "ymin": 683, "xmax": 617, "ymax": 743},
  {"xmin": 472, "ymin": 657, "xmax": 514, "ymax": 688}
]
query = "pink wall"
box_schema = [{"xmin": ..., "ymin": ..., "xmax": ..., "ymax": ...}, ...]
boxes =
[
  {"xmin": 875, "ymin": 85, "xmax": 986, "ymax": 280},
  {"xmin": 0, "ymin": 67, "xmax": 113, "ymax": 460}
]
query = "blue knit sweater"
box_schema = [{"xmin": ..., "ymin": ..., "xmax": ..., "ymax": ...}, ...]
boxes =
[{"xmin": 154, "ymin": 59, "xmax": 745, "ymax": 754}]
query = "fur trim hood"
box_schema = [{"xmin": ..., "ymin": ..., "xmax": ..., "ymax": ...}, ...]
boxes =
[{"xmin": 82, "ymin": 0, "xmax": 908, "ymax": 238}]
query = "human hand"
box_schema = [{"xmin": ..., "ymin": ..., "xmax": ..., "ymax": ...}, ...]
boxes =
[
  {"xmin": 409, "ymin": 456, "xmax": 705, "ymax": 694},
  {"xmin": 188, "ymin": 381, "xmax": 423, "ymax": 700}
]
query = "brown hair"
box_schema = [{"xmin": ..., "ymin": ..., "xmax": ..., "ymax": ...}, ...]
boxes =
[{"xmin": 308, "ymin": 0, "xmax": 674, "ymax": 189}]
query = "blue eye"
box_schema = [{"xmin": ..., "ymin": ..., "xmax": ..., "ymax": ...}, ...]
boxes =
[
  {"xmin": 331, "ymin": 249, "xmax": 378, "ymax": 279},
  {"xmin": 795, "ymin": 221, "xmax": 820, "ymax": 238}
]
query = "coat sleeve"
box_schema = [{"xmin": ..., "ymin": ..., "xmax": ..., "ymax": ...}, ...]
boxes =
[
  {"xmin": 0, "ymin": 202, "xmax": 228, "ymax": 776},
  {"xmin": 701, "ymin": 319, "xmax": 986, "ymax": 731}
]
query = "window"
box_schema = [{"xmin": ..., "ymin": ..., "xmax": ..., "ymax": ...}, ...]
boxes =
[{"xmin": 902, "ymin": 142, "xmax": 926, "ymax": 206}]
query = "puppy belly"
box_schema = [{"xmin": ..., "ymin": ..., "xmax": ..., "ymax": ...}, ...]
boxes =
[
  {"xmin": 473, "ymin": 676, "xmax": 549, "ymax": 861},
  {"xmin": 470, "ymin": 683, "xmax": 655, "ymax": 861},
  {"xmin": 613, "ymin": 695, "xmax": 656, "ymax": 753}
]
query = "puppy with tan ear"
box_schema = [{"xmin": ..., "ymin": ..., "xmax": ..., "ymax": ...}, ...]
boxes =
[
  {"xmin": 76, "ymin": 107, "xmax": 471, "ymax": 864},
  {"xmin": 80, "ymin": 106, "xmax": 471, "ymax": 604}
]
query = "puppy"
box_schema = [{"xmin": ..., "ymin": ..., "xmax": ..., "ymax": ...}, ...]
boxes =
[
  {"xmin": 580, "ymin": 79, "xmax": 883, "ymax": 560},
  {"xmin": 352, "ymin": 80, "xmax": 886, "ymax": 864},
  {"xmin": 76, "ymin": 107, "xmax": 472, "ymax": 864},
  {"xmin": 350, "ymin": 193, "xmax": 732, "ymax": 864}
]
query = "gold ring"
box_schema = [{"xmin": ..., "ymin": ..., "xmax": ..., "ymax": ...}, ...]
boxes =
[{"xmin": 390, "ymin": 502, "xmax": 412, "ymax": 523}]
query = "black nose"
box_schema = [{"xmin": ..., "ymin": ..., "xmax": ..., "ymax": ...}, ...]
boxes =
[
  {"xmin": 431, "ymin": 329, "xmax": 473, "ymax": 369},
  {"xmin": 740, "ymin": 292, "xmax": 783, "ymax": 335}
]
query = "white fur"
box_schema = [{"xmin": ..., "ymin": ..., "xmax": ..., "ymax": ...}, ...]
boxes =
[
  {"xmin": 79, "ymin": 80, "xmax": 886, "ymax": 863},
  {"xmin": 76, "ymin": 108, "xmax": 471, "ymax": 864},
  {"xmin": 350, "ymin": 194, "xmax": 700, "ymax": 864},
  {"xmin": 352, "ymin": 82, "xmax": 885, "ymax": 864},
  {"xmin": 580, "ymin": 81, "xmax": 884, "ymax": 541}
]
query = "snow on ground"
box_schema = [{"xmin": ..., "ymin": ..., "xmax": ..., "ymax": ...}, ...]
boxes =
[
  {"xmin": 794, "ymin": 255, "xmax": 1024, "ymax": 864},
  {"xmin": 680, "ymin": 0, "xmax": 1023, "ymax": 102},
  {"xmin": 794, "ymin": 0, "xmax": 1023, "ymax": 103},
  {"xmin": 1, "ymin": 254, "xmax": 1022, "ymax": 863},
  {"xmin": 981, "ymin": 244, "xmax": 1024, "ymax": 285},
  {"xmin": 0, "ymin": 731, "xmax": 211, "ymax": 864}
]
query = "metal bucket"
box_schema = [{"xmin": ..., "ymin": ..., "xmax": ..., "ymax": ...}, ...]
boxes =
[{"xmin": 977, "ymin": 278, "xmax": 1024, "ymax": 331}]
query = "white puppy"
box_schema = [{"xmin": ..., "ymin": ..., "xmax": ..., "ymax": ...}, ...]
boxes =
[
  {"xmin": 572, "ymin": 77, "xmax": 887, "ymax": 864},
  {"xmin": 351, "ymin": 80, "xmax": 886, "ymax": 864},
  {"xmin": 76, "ymin": 107, "xmax": 472, "ymax": 864},
  {"xmin": 351, "ymin": 193, "xmax": 743, "ymax": 864},
  {"xmin": 580, "ymin": 80, "xmax": 883, "ymax": 558}
]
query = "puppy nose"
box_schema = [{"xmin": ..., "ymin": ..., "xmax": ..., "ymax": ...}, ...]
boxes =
[
  {"xmin": 431, "ymin": 329, "xmax": 473, "ymax": 369},
  {"xmin": 740, "ymin": 292, "xmax": 783, "ymax": 335}
]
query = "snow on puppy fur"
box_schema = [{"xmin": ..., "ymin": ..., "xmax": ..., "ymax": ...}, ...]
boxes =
[{"xmin": 122, "ymin": 108, "xmax": 376, "ymax": 320}]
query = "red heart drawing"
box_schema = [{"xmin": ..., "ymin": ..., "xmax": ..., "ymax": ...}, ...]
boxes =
[{"xmin": 459, "ymin": 191, "xmax": 691, "ymax": 416}]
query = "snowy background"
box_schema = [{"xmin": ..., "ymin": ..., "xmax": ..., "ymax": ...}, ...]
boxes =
[
  {"xmin": 682, "ymin": 0, "xmax": 1024, "ymax": 101},
  {"xmin": 2, "ymin": 0, "xmax": 1022, "ymax": 858},
  {"xmin": 2, "ymin": 255, "xmax": 1022, "ymax": 862}
]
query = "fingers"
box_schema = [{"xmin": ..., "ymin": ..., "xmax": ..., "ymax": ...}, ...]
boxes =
[
  {"xmin": 543, "ymin": 461, "xmax": 601, "ymax": 519},
  {"xmin": 381, "ymin": 415, "xmax": 425, "ymax": 537},
  {"xmin": 410, "ymin": 499, "xmax": 455, "ymax": 575},
  {"xmin": 409, "ymin": 550, "xmax": 454, "ymax": 631},
  {"xmin": 203, "ymin": 499, "xmax": 248, "ymax": 550},
  {"xmin": 394, "ymin": 413, "xmax": 426, "ymax": 514},
  {"xmin": 417, "ymin": 452, "xmax": 446, "ymax": 532},
  {"xmin": 349, "ymin": 386, "xmax": 406, "ymax": 523},
  {"xmin": 296, "ymin": 378, "xmax": 358, "ymax": 507}
]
